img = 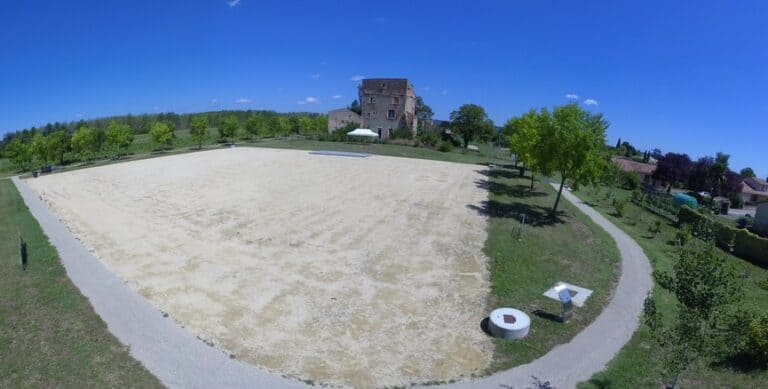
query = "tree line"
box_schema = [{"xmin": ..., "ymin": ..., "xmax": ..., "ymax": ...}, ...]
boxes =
[{"xmin": 1, "ymin": 111, "xmax": 328, "ymax": 171}]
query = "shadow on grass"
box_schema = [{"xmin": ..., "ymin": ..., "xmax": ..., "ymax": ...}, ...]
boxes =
[
  {"xmin": 580, "ymin": 378, "xmax": 613, "ymax": 389},
  {"xmin": 532, "ymin": 309, "xmax": 564, "ymax": 323},
  {"xmin": 467, "ymin": 200, "xmax": 567, "ymax": 226},
  {"xmin": 711, "ymin": 352, "xmax": 767, "ymax": 374}
]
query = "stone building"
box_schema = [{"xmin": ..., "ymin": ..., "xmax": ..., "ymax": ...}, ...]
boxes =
[
  {"xmin": 328, "ymin": 108, "xmax": 362, "ymax": 132},
  {"xmin": 359, "ymin": 78, "xmax": 417, "ymax": 139},
  {"xmin": 327, "ymin": 78, "xmax": 418, "ymax": 139}
]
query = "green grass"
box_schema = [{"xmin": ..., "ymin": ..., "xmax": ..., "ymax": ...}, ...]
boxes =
[
  {"xmin": 0, "ymin": 179, "xmax": 161, "ymax": 387},
  {"xmin": 575, "ymin": 186, "xmax": 768, "ymax": 389},
  {"xmin": 482, "ymin": 170, "xmax": 620, "ymax": 372}
]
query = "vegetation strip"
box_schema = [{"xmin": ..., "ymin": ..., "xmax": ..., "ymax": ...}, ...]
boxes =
[{"xmin": 0, "ymin": 179, "xmax": 160, "ymax": 387}]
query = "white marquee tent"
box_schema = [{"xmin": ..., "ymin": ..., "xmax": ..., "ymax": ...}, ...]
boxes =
[{"xmin": 346, "ymin": 128, "xmax": 378, "ymax": 138}]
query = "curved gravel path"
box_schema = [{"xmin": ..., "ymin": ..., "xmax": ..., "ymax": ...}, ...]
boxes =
[{"xmin": 13, "ymin": 176, "xmax": 652, "ymax": 389}]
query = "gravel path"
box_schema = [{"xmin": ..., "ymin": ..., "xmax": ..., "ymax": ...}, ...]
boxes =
[
  {"xmin": 445, "ymin": 185, "xmax": 653, "ymax": 389},
  {"xmin": 13, "ymin": 176, "xmax": 652, "ymax": 389}
]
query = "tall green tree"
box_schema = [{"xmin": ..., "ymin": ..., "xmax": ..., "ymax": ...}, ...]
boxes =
[
  {"xmin": 46, "ymin": 130, "xmax": 70, "ymax": 165},
  {"xmin": 105, "ymin": 121, "xmax": 134, "ymax": 159},
  {"xmin": 297, "ymin": 116, "xmax": 313, "ymax": 134},
  {"xmin": 218, "ymin": 115, "xmax": 239, "ymax": 142},
  {"xmin": 709, "ymin": 152, "xmax": 730, "ymax": 196},
  {"xmin": 31, "ymin": 133, "xmax": 53, "ymax": 167},
  {"xmin": 505, "ymin": 109, "xmax": 546, "ymax": 190},
  {"xmin": 71, "ymin": 126, "xmax": 99, "ymax": 161},
  {"xmin": 348, "ymin": 99, "xmax": 361, "ymax": 115},
  {"xmin": 739, "ymin": 167, "xmax": 756, "ymax": 178},
  {"xmin": 538, "ymin": 103, "xmax": 609, "ymax": 214},
  {"xmin": 313, "ymin": 115, "xmax": 328, "ymax": 134},
  {"xmin": 415, "ymin": 96, "xmax": 434, "ymax": 130},
  {"xmin": 5, "ymin": 138, "xmax": 33, "ymax": 171},
  {"xmin": 245, "ymin": 114, "xmax": 265, "ymax": 140},
  {"xmin": 449, "ymin": 104, "xmax": 494, "ymax": 148},
  {"xmin": 149, "ymin": 122, "xmax": 174, "ymax": 149},
  {"xmin": 189, "ymin": 115, "xmax": 209, "ymax": 149}
]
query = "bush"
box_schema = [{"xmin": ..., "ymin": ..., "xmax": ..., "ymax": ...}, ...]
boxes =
[
  {"xmin": 622, "ymin": 171, "xmax": 641, "ymax": 190},
  {"xmin": 746, "ymin": 312, "xmax": 768, "ymax": 365},
  {"xmin": 391, "ymin": 127, "xmax": 413, "ymax": 140},
  {"xmin": 678, "ymin": 205, "xmax": 768, "ymax": 267},
  {"xmin": 417, "ymin": 130, "xmax": 440, "ymax": 148},
  {"xmin": 675, "ymin": 224, "xmax": 692, "ymax": 246},
  {"xmin": 648, "ymin": 220, "xmax": 662, "ymax": 236},
  {"xmin": 730, "ymin": 194, "xmax": 744, "ymax": 209},
  {"xmin": 437, "ymin": 141, "xmax": 453, "ymax": 152},
  {"xmin": 613, "ymin": 198, "xmax": 627, "ymax": 217}
]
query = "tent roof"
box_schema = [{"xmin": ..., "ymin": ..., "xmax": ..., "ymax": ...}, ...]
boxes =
[{"xmin": 347, "ymin": 128, "xmax": 378, "ymax": 137}]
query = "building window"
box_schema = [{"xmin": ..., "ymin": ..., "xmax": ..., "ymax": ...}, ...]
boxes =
[
  {"xmin": 387, "ymin": 110, "xmax": 396, "ymax": 119},
  {"xmin": 392, "ymin": 96, "xmax": 400, "ymax": 104},
  {"xmin": 369, "ymin": 96, "xmax": 375, "ymax": 104},
  {"xmin": 366, "ymin": 112, "xmax": 372, "ymax": 119}
]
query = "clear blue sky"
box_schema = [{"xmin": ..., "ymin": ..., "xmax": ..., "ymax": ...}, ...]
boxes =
[{"xmin": 1, "ymin": 1, "xmax": 766, "ymax": 177}]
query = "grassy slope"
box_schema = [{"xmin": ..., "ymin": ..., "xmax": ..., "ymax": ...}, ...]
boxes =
[
  {"xmin": 0, "ymin": 180, "xmax": 161, "ymax": 387},
  {"xmin": 575, "ymin": 187, "xmax": 768, "ymax": 389},
  {"xmin": 482, "ymin": 170, "xmax": 620, "ymax": 372}
]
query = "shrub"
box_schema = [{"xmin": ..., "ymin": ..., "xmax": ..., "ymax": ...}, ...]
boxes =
[
  {"xmin": 613, "ymin": 198, "xmax": 627, "ymax": 217},
  {"xmin": 746, "ymin": 312, "xmax": 768, "ymax": 365},
  {"xmin": 391, "ymin": 127, "xmax": 413, "ymax": 140},
  {"xmin": 437, "ymin": 141, "xmax": 453, "ymax": 152},
  {"xmin": 729, "ymin": 194, "xmax": 744, "ymax": 209},
  {"xmin": 622, "ymin": 171, "xmax": 641, "ymax": 190},
  {"xmin": 417, "ymin": 130, "xmax": 440, "ymax": 148},
  {"xmin": 678, "ymin": 205, "xmax": 768, "ymax": 267},
  {"xmin": 649, "ymin": 220, "xmax": 662, "ymax": 236},
  {"xmin": 675, "ymin": 224, "xmax": 692, "ymax": 246}
]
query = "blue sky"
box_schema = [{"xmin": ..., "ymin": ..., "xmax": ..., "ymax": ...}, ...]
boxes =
[{"xmin": 1, "ymin": 1, "xmax": 766, "ymax": 177}]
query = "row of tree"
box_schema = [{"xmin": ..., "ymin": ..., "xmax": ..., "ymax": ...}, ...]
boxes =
[{"xmin": 2, "ymin": 112, "xmax": 329, "ymax": 170}]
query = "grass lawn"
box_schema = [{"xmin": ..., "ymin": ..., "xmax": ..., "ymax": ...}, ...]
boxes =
[
  {"xmin": 0, "ymin": 179, "xmax": 161, "ymax": 387},
  {"xmin": 481, "ymin": 169, "xmax": 620, "ymax": 372},
  {"xmin": 575, "ymin": 186, "xmax": 768, "ymax": 388}
]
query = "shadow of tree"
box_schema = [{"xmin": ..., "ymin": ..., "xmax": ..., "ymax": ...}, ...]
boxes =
[
  {"xmin": 710, "ymin": 352, "xmax": 767, "ymax": 374},
  {"xmin": 466, "ymin": 200, "xmax": 567, "ymax": 226}
]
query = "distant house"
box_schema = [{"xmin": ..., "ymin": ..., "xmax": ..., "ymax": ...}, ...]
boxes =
[
  {"xmin": 611, "ymin": 156, "xmax": 665, "ymax": 189},
  {"xmin": 739, "ymin": 177, "xmax": 768, "ymax": 205},
  {"xmin": 328, "ymin": 78, "xmax": 418, "ymax": 140},
  {"xmin": 328, "ymin": 108, "xmax": 361, "ymax": 132}
]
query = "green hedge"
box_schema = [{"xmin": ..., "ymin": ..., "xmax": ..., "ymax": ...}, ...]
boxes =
[{"xmin": 678, "ymin": 206, "xmax": 768, "ymax": 268}]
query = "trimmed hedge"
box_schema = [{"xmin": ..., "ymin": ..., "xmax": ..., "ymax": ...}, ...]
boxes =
[{"xmin": 678, "ymin": 205, "xmax": 768, "ymax": 268}]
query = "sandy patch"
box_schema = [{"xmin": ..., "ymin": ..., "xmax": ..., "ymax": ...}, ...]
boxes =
[{"xmin": 26, "ymin": 147, "xmax": 493, "ymax": 388}]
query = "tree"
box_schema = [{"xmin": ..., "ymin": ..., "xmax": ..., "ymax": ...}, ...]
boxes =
[
  {"xmin": 71, "ymin": 126, "xmax": 99, "ymax": 161},
  {"xmin": 615, "ymin": 137, "xmax": 621, "ymax": 149},
  {"xmin": 218, "ymin": 115, "xmax": 239, "ymax": 142},
  {"xmin": 189, "ymin": 115, "xmax": 209, "ymax": 149},
  {"xmin": 313, "ymin": 115, "xmax": 328, "ymax": 134},
  {"xmin": 538, "ymin": 103, "xmax": 609, "ymax": 214},
  {"xmin": 505, "ymin": 109, "xmax": 544, "ymax": 190},
  {"xmin": 5, "ymin": 138, "xmax": 33, "ymax": 171},
  {"xmin": 687, "ymin": 157, "xmax": 714, "ymax": 193},
  {"xmin": 709, "ymin": 152, "xmax": 730, "ymax": 196},
  {"xmin": 645, "ymin": 236, "xmax": 742, "ymax": 387},
  {"xmin": 449, "ymin": 104, "xmax": 494, "ymax": 148},
  {"xmin": 297, "ymin": 116, "xmax": 313, "ymax": 134},
  {"xmin": 740, "ymin": 167, "xmax": 756, "ymax": 178},
  {"xmin": 653, "ymin": 152, "xmax": 693, "ymax": 193},
  {"xmin": 348, "ymin": 99, "xmax": 361, "ymax": 115},
  {"xmin": 105, "ymin": 121, "xmax": 134, "ymax": 159},
  {"xmin": 245, "ymin": 114, "xmax": 265, "ymax": 140},
  {"xmin": 31, "ymin": 133, "xmax": 53, "ymax": 167},
  {"xmin": 651, "ymin": 148, "xmax": 663, "ymax": 160},
  {"xmin": 415, "ymin": 96, "xmax": 434, "ymax": 130},
  {"xmin": 149, "ymin": 121, "xmax": 174, "ymax": 150},
  {"xmin": 46, "ymin": 130, "xmax": 70, "ymax": 165}
]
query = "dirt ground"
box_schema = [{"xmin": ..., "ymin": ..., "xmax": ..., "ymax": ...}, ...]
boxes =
[{"xmin": 26, "ymin": 147, "xmax": 493, "ymax": 388}]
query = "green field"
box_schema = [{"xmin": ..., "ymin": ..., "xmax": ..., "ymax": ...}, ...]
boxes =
[
  {"xmin": 575, "ymin": 187, "xmax": 768, "ymax": 388},
  {"xmin": 0, "ymin": 180, "xmax": 160, "ymax": 387},
  {"xmin": 482, "ymin": 169, "xmax": 620, "ymax": 372}
]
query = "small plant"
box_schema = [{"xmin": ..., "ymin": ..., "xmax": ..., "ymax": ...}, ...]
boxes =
[
  {"xmin": 675, "ymin": 224, "xmax": 692, "ymax": 246},
  {"xmin": 760, "ymin": 277, "xmax": 768, "ymax": 292},
  {"xmin": 746, "ymin": 312, "xmax": 768, "ymax": 366},
  {"xmin": 648, "ymin": 220, "xmax": 662, "ymax": 236},
  {"xmin": 437, "ymin": 140, "xmax": 453, "ymax": 152},
  {"xmin": 613, "ymin": 198, "xmax": 627, "ymax": 217}
]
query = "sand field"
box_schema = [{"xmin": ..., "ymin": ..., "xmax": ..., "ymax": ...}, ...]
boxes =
[{"xmin": 25, "ymin": 147, "xmax": 493, "ymax": 387}]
